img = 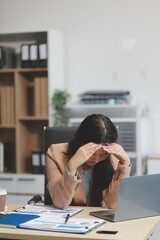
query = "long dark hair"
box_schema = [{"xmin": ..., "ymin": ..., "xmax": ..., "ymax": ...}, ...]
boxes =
[{"xmin": 67, "ymin": 114, "xmax": 118, "ymax": 206}]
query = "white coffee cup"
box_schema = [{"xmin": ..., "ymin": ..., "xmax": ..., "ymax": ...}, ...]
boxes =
[{"xmin": 0, "ymin": 188, "xmax": 7, "ymax": 212}]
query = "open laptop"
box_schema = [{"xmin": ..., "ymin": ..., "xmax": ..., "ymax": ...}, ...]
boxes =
[{"xmin": 90, "ymin": 174, "xmax": 160, "ymax": 222}]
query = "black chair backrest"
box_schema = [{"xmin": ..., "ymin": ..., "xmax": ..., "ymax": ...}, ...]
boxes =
[{"xmin": 44, "ymin": 126, "xmax": 78, "ymax": 205}]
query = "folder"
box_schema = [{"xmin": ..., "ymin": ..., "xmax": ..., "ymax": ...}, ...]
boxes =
[
  {"xmin": 32, "ymin": 149, "xmax": 41, "ymax": 174},
  {"xmin": 29, "ymin": 44, "xmax": 39, "ymax": 68},
  {"xmin": 21, "ymin": 44, "xmax": 30, "ymax": 68},
  {"xmin": 0, "ymin": 46, "xmax": 5, "ymax": 68},
  {"xmin": 32, "ymin": 149, "xmax": 45, "ymax": 174},
  {"xmin": 0, "ymin": 46, "xmax": 15, "ymax": 68},
  {"xmin": 4, "ymin": 142, "xmax": 14, "ymax": 172},
  {"xmin": 0, "ymin": 142, "xmax": 4, "ymax": 172},
  {"xmin": 39, "ymin": 43, "xmax": 47, "ymax": 67},
  {"xmin": 0, "ymin": 213, "xmax": 39, "ymax": 229}
]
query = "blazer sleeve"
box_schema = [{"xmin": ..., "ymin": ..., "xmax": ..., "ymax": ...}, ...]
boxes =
[
  {"xmin": 102, "ymin": 162, "xmax": 131, "ymax": 209},
  {"xmin": 46, "ymin": 144, "xmax": 82, "ymax": 209}
]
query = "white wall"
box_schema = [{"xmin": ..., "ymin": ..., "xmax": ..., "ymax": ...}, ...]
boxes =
[{"xmin": 0, "ymin": 0, "xmax": 160, "ymax": 154}]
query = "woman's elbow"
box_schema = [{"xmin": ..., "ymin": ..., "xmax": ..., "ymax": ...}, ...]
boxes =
[
  {"xmin": 107, "ymin": 202, "xmax": 116, "ymax": 209},
  {"xmin": 51, "ymin": 195, "xmax": 70, "ymax": 209}
]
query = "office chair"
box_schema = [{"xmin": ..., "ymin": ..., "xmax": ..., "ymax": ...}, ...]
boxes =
[{"xmin": 44, "ymin": 126, "xmax": 78, "ymax": 205}]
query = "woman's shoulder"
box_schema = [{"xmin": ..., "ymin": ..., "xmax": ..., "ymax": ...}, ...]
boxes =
[
  {"xmin": 46, "ymin": 143, "xmax": 69, "ymax": 172},
  {"xmin": 47, "ymin": 143, "xmax": 68, "ymax": 154}
]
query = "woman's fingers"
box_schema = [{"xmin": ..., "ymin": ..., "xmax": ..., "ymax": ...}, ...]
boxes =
[
  {"xmin": 102, "ymin": 143, "xmax": 130, "ymax": 165},
  {"xmin": 80, "ymin": 142, "xmax": 101, "ymax": 157},
  {"xmin": 73, "ymin": 142, "xmax": 102, "ymax": 167}
]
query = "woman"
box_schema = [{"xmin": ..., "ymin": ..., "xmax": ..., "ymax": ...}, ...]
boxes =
[{"xmin": 46, "ymin": 114, "xmax": 131, "ymax": 209}]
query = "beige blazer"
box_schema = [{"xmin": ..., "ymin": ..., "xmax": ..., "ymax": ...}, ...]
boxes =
[{"xmin": 46, "ymin": 143, "xmax": 131, "ymax": 209}]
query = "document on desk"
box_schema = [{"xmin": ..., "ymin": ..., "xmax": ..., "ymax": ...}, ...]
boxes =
[
  {"xmin": 13, "ymin": 204, "xmax": 83, "ymax": 218},
  {"xmin": 19, "ymin": 215, "xmax": 105, "ymax": 234}
]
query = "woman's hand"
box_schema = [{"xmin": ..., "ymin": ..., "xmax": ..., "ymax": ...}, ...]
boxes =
[
  {"xmin": 102, "ymin": 143, "xmax": 130, "ymax": 167},
  {"xmin": 67, "ymin": 142, "xmax": 101, "ymax": 175}
]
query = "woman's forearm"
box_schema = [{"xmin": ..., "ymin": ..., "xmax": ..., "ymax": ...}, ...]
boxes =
[
  {"xmin": 47, "ymin": 167, "xmax": 82, "ymax": 209},
  {"xmin": 102, "ymin": 164, "xmax": 131, "ymax": 208}
]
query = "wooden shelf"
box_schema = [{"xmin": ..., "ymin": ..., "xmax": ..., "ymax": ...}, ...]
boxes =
[
  {"xmin": 0, "ymin": 31, "xmax": 50, "ymax": 174},
  {"xmin": 0, "ymin": 125, "xmax": 16, "ymax": 128},
  {"xmin": 0, "ymin": 68, "xmax": 47, "ymax": 73},
  {"xmin": 18, "ymin": 116, "xmax": 48, "ymax": 121},
  {"xmin": 16, "ymin": 68, "xmax": 47, "ymax": 72},
  {"xmin": 0, "ymin": 29, "xmax": 64, "ymax": 174}
]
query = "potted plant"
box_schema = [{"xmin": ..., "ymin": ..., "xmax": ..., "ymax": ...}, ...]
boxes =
[{"xmin": 52, "ymin": 89, "xmax": 71, "ymax": 126}]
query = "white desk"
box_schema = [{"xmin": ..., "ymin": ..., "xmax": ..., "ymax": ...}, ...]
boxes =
[{"xmin": 0, "ymin": 203, "xmax": 160, "ymax": 240}]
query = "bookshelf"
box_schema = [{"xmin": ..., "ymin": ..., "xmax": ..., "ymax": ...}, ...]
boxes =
[{"xmin": 0, "ymin": 29, "xmax": 64, "ymax": 175}]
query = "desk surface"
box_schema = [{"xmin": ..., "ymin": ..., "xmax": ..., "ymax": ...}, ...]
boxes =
[{"xmin": 0, "ymin": 203, "xmax": 160, "ymax": 240}]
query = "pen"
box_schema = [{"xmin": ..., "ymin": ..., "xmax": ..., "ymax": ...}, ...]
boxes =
[
  {"xmin": 13, "ymin": 206, "xmax": 26, "ymax": 212},
  {"xmin": 64, "ymin": 213, "xmax": 70, "ymax": 224}
]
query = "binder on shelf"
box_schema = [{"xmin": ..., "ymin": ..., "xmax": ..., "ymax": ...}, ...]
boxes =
[
  {"xmin": 39, "ymin": 43, "xmax": 47, "ymax": 67},
  {"xmin": 32, "ymin": 149, "xmax": 45, "ymax": 174},
  {"xmin": 0, "ymin": 142, "xmax": 4, "ymax": 172},
  {"xmin": 29, "ymin": 44, "xmax": 39, "ymax": 68},
  {"xmin": 0, "ymin": 46, "xmax": 15, "ymax": 69},
  {"xmin": 0, "ymin": 142, "xmax": 14, "ymax": 173},
  {"xmin": 21, "ymin": 44, "xmax": 30, "ymax": 68},
  {"xmin": 4, "ymin": 142, "xmax": 14, "ymax": 172}
]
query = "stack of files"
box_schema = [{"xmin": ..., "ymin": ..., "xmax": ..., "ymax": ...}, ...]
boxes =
[
  {"xmin": 34, "ymin": 77, "xmax": 48, "ymax": 116},
  {"xmin": 79, "ymin": 90, "xmax": 130, "ymax": 105},
  {"xmin": 21, "ymin": 43, "xmax": 47, "ymax": 68},
  {"xmin": 0, "ymin": 205, "xmax": 105, "ymax": 234}
]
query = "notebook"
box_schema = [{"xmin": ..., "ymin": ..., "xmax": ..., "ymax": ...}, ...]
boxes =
[{"xmin": 90, "ymin": 174, "xmax": 160, "ymax": 222}]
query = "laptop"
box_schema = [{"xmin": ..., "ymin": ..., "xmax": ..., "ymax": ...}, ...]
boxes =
[{"xmin": 90, "ymin": 174, "xmax": 160, "ymax": 222}]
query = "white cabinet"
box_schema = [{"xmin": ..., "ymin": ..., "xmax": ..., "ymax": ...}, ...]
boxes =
[
  {"xmin": 0, "ymin": 173, "xmax": 44, "ymax": 204},
  {"xmin": 68, "ymin": 103, "xmax": 149, "ymax": 175},
  {"xmin": 147, "ymin": 156, "xmax": 160, "ymax": 174}
]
